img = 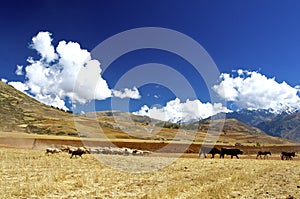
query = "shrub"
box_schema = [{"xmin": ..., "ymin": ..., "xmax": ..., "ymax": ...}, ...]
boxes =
[
  {"xmin": 55, "ymin": 131, "xmax": 65, "ymax": 136},
  {"xmin": 67, "ymin": 132, "xmax": 78, "ymax": 136}
]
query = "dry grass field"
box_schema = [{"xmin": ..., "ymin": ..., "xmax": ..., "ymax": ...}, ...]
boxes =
[{"xmin": 0, "ymin": 148, "xmax": 299, "ymax": 199}]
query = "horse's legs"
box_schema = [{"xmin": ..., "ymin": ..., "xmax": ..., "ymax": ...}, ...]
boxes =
[{"xmin": 198, "ymin": 151, "xmax": 202, "ymax": 158}]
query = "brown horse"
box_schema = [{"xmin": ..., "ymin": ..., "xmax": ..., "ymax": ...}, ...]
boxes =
[{"xmin": 256, "ymin": 151, "xmax": 271, "ymax": 159}]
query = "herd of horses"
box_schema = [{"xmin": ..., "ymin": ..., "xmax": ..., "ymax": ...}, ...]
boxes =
[
  {"xmin": 198, "ymin": 146, "xmax": 297, "ymax": 160},
  {"xmin": 45, "ymin": 145, "xmax": 297, "ymax": 160}
]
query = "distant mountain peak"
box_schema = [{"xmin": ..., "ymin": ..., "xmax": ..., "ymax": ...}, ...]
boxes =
[{"xmin": 211, "ymin": 108, "xmax": 299, "ymax": 142}]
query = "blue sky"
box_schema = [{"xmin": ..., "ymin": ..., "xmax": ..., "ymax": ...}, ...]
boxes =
[{"xmin": 1, "ymin": 0, "xmax": 300, "ymax": 121}]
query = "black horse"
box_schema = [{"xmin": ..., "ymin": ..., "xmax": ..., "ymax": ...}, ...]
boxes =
[
  {"xmin": 198, "ymin": 146, "xmax": 221, "ymax": 158},
  {"xmin": 220, "ymin": 148, "xmax": 243, "ymax": 159},
  {"xmin": 281, "ymin": 152, "xmax": 296, "ymax": 160}
]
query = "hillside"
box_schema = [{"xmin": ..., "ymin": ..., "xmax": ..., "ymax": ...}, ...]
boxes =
[
  {"xmin": 186, "ymin": 118, "xmax": 289, "ymax": 145},
  {"xmin": 212, "ymin": 109, "xmax": 300, "ymax": 142},
  {"xmin": 257, "ymin": 112, "xmax": 300, "ymax": 142},
  {"xmin": 0, "ymin": 81, "xmax": 295, "ymax": 145},
  {"xmin": 0, "ymin": 81, "xmax": 76, "ymax": 135},
  {"xmin": 222, "ymin": 109, "xmax": 280, "ymax": 126}
]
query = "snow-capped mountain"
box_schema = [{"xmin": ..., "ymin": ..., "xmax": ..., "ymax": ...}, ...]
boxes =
[{"xmin": 212, "ymin": 109, "xmax": 299, "ymax": 142}]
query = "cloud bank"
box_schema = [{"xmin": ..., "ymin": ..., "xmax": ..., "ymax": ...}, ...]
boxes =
[
  {"xmin": 134, "ymin": 69, "xmax": 300, "ymax": 122},
  {"xmin": 213, "ymin": 69, "xmax": 300, "ymax": 113},
  {"xmin": 9, "ymin": 31, "xmax": 140, "ymax": 110},
  {"xmin": 134, "ymin": 98, "xmax": 230, "ymax": 123}
]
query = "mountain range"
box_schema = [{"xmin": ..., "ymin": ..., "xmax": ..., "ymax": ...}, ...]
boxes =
[
  {"xmin": 0, "ymin": 80, "xmax": 299, "ymax": 143},
  {"xmin": 212, "ymin": 109, "xmax": 300, "ymax": 142}
]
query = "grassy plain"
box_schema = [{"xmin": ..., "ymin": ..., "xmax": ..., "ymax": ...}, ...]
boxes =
[{"xmin": 0, "ymin": 148, "xmax": 299, "ymax": 199}]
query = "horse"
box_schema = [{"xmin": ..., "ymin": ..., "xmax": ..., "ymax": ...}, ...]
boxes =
[
  {"xmin": 281, "ymin": 152, "xmax": 296, "ymax": 160},
  {"xmin": 256, "ymin": 151, "xmax": 271, "ymax": 159}
]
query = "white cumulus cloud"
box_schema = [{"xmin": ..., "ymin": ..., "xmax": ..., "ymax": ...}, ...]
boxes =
[
  {"xmin": 112, "ymin": 87, "xmax": 141, "ymax": 99},
  {"xmin": 134, "ymin": 98, "xmax": 230, "ymax": 123},
  {"xmin": 10, "ymin": 31, "xmax": 140, "ymax": 110},
  {"xmin": 1, "ymin": 78, "xmax": 7, "ymax": 83},
  {"xmin": 30, "ymin": 31, "xmax": 57, "ymax": 63},
  {"xmin": 8, "ymin": 81, "xmax": 28, "ymax": 93},
  {"xmin": 213, "ymin": 70, "xmax": 300, "ymax": 113}
]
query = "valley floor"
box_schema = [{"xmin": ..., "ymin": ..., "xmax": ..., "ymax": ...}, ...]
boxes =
[
  {"xmin": 0, "ymin": 132, "xmax": 300, "ymax": 156},
  {"xmin": 0, "ymin": 148, "xmax": 299, "ymax": 199}
]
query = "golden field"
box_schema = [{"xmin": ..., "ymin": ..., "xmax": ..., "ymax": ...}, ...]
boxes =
[{"xmin": 0, "ymin": 147, "xmax": 299, "ymax": 199}]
